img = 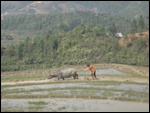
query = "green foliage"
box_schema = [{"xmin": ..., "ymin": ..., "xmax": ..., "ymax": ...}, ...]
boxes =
[
  {"xmin": 137, "ymin": 15, "xmax": 145, "ymax": 32},
  {"xmin": 128, "ymin": 14, "xmax": 147, "ymax": 34},
  {"xmin": 1, "ymin": 11, "xmax": 149, "ymax": 72},
  {"xmin": 130, "ymin": 18, "xmax": 137, "ymax": 33},
  {"xmin": 1, "ymin": 32, "xmax": 149, "ymax": 72},
  {"xmin": 92, "ymin": 25, "xmax": 106, "ymax": 36},
  {"xmin": 109, "ymin": 22, "xmax": 117, "ymax": 36}
]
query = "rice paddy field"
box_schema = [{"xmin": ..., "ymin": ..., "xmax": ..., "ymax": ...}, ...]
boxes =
[{"xmin": 1, "ymin": 63, "xmax": 149, "ymax": 112}]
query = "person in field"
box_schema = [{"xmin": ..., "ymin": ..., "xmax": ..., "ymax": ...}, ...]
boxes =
[{"xmin": 84, "ymin": 64, "xmax": 98, "ymax": 80}]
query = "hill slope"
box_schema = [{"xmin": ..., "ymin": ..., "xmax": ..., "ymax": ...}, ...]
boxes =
[{"xmin": 1, "ymin": 1, "xmax": 149, "ymax": 17}]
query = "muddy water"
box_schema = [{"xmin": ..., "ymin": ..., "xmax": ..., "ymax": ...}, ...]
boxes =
[
  {"xmin": 79, "ymin": 68, "xmax": 127, "ymax": 75},
  {"xmin": 4, "ymin": 83, "xmax": 88, "ymax": 90},
  {"xmin": 1, "ymin": 98, "xmax": 149, "ymax": 112},
  {"xmin": 4, "ymin": 83, "xmax": 149, "ymax": 92},
  {"xmin": 2, "ymin": 67, "xmax": 149, "ymax": 112}
]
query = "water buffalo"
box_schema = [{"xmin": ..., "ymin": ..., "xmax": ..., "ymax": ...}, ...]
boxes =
[{"xmin": 48, "ymin": 68, "xmax": 78, "ymax": 80}]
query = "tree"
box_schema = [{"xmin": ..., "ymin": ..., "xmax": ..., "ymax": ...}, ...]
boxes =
[
  {"xmin": 16, "ymin": 42, "xmax": 24, "ymax": 60},
  {"xmin": 59, "ymin": 22, "xmax": 67, "ymax": 31},
  {"xmin": 130, "ymin": 18, "xmax": 137, "ymax": 33},
  {"xmin": 109, "ymin": 22, "xmax": 117, "ymax": 36},
  {"xmin": 92, "ymin": 25, "xmax": 106, "ymax": 36},
  {"xmin": 138, "ymin": 14, "xmax": 145, "ymax": 32}
]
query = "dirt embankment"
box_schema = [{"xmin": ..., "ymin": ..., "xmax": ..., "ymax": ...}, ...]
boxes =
[{"xmin": 1, "ymin": 75, "xmax": 149, "ymax": 85}]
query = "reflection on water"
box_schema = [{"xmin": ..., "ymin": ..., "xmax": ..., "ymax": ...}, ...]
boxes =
[{"xmin": 79, "ymin": 68, "xmax": 126, "ymax": 75}]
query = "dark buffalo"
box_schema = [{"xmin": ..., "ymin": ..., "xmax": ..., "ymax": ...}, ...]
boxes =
[{"xmin": 48, "ymin": 68, "xmax": 78, "ymax": 80}]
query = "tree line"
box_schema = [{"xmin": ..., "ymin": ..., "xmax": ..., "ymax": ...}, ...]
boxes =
[
  {"xmin": 1, "ymin": 28, "xmax": 149, "ymax": 72},
  {"xmin": 1, "ymin": 11, "xmax": 149, "ymax": 71}
]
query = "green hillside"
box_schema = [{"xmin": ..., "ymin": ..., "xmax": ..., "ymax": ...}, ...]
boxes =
[
  {"xmin": 1, "ymin": 2, "xmax": 149, "ymax": 72},
  {"xmin": 1, "ymin": 11, "xmax": 149, "ymax": 44},
  {"xmin": 1, "ymin": 12, "xmax": 149, "ymax": 71}
]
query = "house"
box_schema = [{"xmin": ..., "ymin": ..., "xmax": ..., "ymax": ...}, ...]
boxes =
[{"xmin": 115, "ymin": 33, "xmax": 123, "ymax": 38}]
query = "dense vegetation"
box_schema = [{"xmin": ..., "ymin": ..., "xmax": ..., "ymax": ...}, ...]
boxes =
[{"xmin": 1, "ymin": 11, "xmax": 149, "ymax": 72}]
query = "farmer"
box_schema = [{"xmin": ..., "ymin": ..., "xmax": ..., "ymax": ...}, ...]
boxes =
[{"xmin": 84, "ymin": 64, "xmax": 98, "ymax": 80}]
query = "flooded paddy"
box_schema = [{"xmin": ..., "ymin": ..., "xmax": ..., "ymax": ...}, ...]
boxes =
[
  {"xmin": 1, "ymin": 98, "xmax": 149, "ymax": 112},
  {"xmin": 79, "ymin": 68, "xmax": 127, "ymax": 76},
  {"xmin": 3, "ymin": 82, "xmax": 149, "ymax": 92},
  {"xmin": 2, "ymin": 81, "xmax": 149, "ymax": 103},
  {"xmin": 1, "ymin": 65, "xmax": 149, "ymax": 112}
]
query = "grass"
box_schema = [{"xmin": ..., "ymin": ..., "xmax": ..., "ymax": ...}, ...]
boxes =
[
  {"xmin": 1, "ymin": 73, "xmax": 47, "ymax": 82},
  {"xmin": 2, "ymin": 86, "xmax": 148, "ymax": 95},
  {"xmin": 1, "ymin": 79, "xmax": 148, "ymax": 90},
  {"xmin": 2, "ymin": 85, "xmax": 149, "ymax": 102},
  {"xmin": 1, "ymin": 109, "xmax": 24, "ymax": 112},
  {"xmin": 29, "ymin": 101, "xmax": 48, "ymax": 106},
  {"xmin": 2, "ymin": 95, "xmax": 148, "ymax": 103},
  {"xmin": 28, "ymin": 101, "xmax": 48, "ymax": 112}
]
